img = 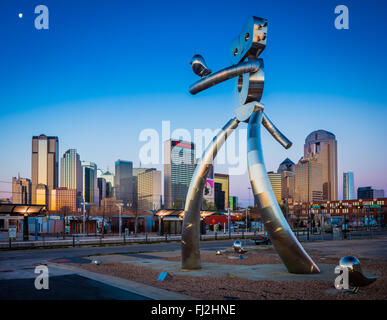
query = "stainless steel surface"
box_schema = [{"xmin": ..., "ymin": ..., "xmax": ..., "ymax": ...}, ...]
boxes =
[
  {"xmin": 189, "ymin": 59, "xmax": 262, "ymax": 95},
  {"xmin": 181, "ymin": 118, "xmax": 239, "ymax": 270},
  {"xmin": 190, "ymin": 54, "xmax": 212, "ymax": 77},
  {"xmin": 233, "ymin": 240, "xmax": 247, "ymax": 254},
  {"xmin": 235, "ymin": 101, "xmax": 263, "ymax": 123},
  {"xmin": 230, "ymin": 16, "xmax": 267, "ymax": 65},
  {"xmin": 262, "ymin": 112, "xmax": 292, "ymax": 149},
  {"xmin": 237, "ymin": 58, "xmax": 264, "ymax": 105},
  {"xmin": 339, "ymin": 256, "xmax": 376, "ymax": 288},
  {"xmin": 183, "ymin": 15, "xmax": 319, "ymax": 274},
  {"xmin": 247, "ymin": 110, "xmax": 320, "ymax": 274}
]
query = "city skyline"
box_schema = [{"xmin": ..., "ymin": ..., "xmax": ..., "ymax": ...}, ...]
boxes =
[{"xmin": 1, "ymin": 0, "xmax": 387, "ymax": 206}]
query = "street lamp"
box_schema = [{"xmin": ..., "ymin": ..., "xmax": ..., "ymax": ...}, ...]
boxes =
[
  {"xmin": 80, "ymin": 202, "xmax": 88, "ymax": 235},
  {"xmin": 116, "ymin": 202, "xmax": 124, "ymax": 237},
  {"xmin": 226, "ymin": 207, "xmax": 231, "ymax": 238}
]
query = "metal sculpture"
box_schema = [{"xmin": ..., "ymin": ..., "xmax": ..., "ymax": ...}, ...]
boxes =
[
  {"xmin": 339, "ymin": 256, "xmax": 376, "ymax": 293},
  {"xmin": 233, "ymin": 240, "xmax": 248, "ymax": 254},
  {"xmin": 181, "ymin": 16, "xmax": 320, "ymax": 274}
]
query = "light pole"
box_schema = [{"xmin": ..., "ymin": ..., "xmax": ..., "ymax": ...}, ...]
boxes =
[
  {"xmin": 226, "ymin": 207, "xmax": 231, "ymax": 238},
  {"xmin": 116, "ymin": 203, "xmax": 124, "ymax": 237},
  {"xmin": 80, "ymin": 202, "xmax": 88, "ymax": 235}
]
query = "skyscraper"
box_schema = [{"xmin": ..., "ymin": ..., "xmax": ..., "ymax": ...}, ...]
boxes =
[
  {"xmin": 31, "ymin": 134, "xmax": 59, "ymax": 206},
  {"xmin": 81, "ymin": 161, "xmax": 99, "ymax": 207},
  {"xmin": 12, "ymin": 176, "xmax": 31, "ymax": 204},
  {"xmin": 61, "ymin": 149, "xmax": 83, "ymax": 208},
  {"xmin": 268, "ymin": 172, "xmax": 282, "ymax": 205},
  {"xmin": 49, "ymin": 188, "xmax": 77, "ymax": 212},
  {"xmin": 114, "ymin": 160, "xmax": 133, "ymax": 208},
  {"xmin": 97, "ymin": 177, "xmax": 106, "ymax": 205},
  {"xmin": 214, "ymin": 173, "xmax": 229, "ymax": 209},
  {"xmin": 277, "ymin": 158, "xmax": 295, "ymax": 174},
  {"xmin": 277, "ymin": 158, "xmax": 295, "ymax": 203},
  {"xmin": 138, "ymin": 168, "xmax": 162, "ymax": 212},
  {"xmin": 164, "ymin": 139, "xmax": 195, "ymax": 209},
  {"xmin": 295, "ymin": 158, "xmax": 323, "ymax": 202},
  {"xmin": 343, "ymin": 172, "xmax": 355, "ymax": 200},
  {"xmin": 304, "ymin": 130, "xmax": 338, "ymax": 201},
  {"xmin": 132, "ymin": 168, "xmax": 147, "ymax": 210},
  {"xmin": 97, "ymin": 169, "xmax": 115, "ymax": 198}
]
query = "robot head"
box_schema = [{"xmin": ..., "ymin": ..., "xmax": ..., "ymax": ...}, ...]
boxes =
[{"xmin": 230, "ymin": 16, "xmax": 267, "ymax": 65}]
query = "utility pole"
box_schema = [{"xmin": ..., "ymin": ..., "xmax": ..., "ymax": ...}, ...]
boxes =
[
  {"xmin": 227, "ymin": 207, "xmax": 231, "ymax": 239},
  {"xmin": 81, "ymin": 202, "xmax": 88, "ymax": 235},
  {"xmin": 116, "ymin": 203, "xmax": 123, "ymax": 237}
]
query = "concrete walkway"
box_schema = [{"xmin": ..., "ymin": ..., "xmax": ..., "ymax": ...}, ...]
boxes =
[{"xmin": 48, "ymin": 262, "xmax": 196, "ymax": 300}]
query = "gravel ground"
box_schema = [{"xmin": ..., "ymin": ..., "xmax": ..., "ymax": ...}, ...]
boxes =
[{"xmin": 76, "ymin": 258, "xmax": 387, "ymax": 300}]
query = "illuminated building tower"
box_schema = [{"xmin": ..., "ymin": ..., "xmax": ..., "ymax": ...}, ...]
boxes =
[
  {"xmin": 343, "ymin": 172, "xmax": 355, "ymax": 200},
  {"xmin": 12, "ymin": 176, "xmax": 31, "ymax": 204},
  {"xmin": 49, "ymin": 187, "xmax": 77, "ymax": 212},
  {"xmin": 61, "ymin": 149, "xmax": 83, "ymax": 208},
  {"xmin": 138, "ymin": 168, "xmax": 162, "ymax": 212},
  {"xmin": 164, "ymin": 139, "xmax": 195, "ymax": 209},
  {"xmin": 31, "ymin": 134, "xmax": 59, "ymax": 207},
  {"xmin": 304, "ymin": 130, "xmax": 338, "ymax": 201},
  {"xmin": 114, "ymin": 160, "xmax": 133, "ymax": 208},
  {"xmin": 268, "ymin": 171, "xmax": 282, "ymax": 205},
  {"xmin": 295, "ymin": 158, "xmax": 323, "ymax": 203}
]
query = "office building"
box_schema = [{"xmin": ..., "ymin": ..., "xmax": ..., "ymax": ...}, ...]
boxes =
[
  {"xmin": 295, "ymin": 158, "xmax": 323, "ymax": 202},
  {"xmin": 304, "ymin": 130, "xmax": 338, "ymax": 201},
  {"xmin": 277, "ymin": 158, "xmax": 295, "ymax": 174},
  {"xmin": 114, "ymin": 160, "xmax": 133, "ymax": 208},
  {"xmin": 60, "ymin": 149, "xmax": 82, "ymax": 208},
  {"xmin": 358, "ymin": 187, "xmax": 385, "ymax": 200},
  {"xmin": 214, "ymin": 173, "xmax": 229, "ymax": 209},
  {"xmin": 164, "ymin": 139, "xmax": 195, "ymax": 209},
  {"xmin": 81, "ymin": 161, "xmax": 99, "ymax": 207},
  {"xmin": 12, "ymin": 176, "xmax": 31, "ymax": 204},
  {"xmin": 229, "ymin": 196, "xmax": 238, "ymax": 210},
  {"xmin": 49, "ymin": 187, "xmax": 77, "ymax": 212},
  {"xmin": 138, "ymin": 168, "xmax": 162, "ymax": 212},
  {"xmin": 343, "ymin": 172, "xmax": 355, "ymax": 200},
  {"xmin": 132, "ymin": 168, "xmax": 147, "ymax": 210},
  {"xmin": 268, "ymin": 171, "xmax": 282, "ymax": 205},
  {"xmin": 97, "ymin": 177, "xmax": 106, "ymax": 205},
  {"xmin": 97, "ymin": 169, "xmax": 114, "ymax": 198},
  {"xmin": 31, "ymin": 134, "xmax": 59, "ymax": 207},
  {"xmin": 214, "ymin": 182, "xmax": 225, "ymax": 210},
  {"xmin": 277, "ymin": 158, "xmax": 295, "ymax": 203}
]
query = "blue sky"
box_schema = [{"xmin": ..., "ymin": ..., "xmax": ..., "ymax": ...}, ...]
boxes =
[{"xmin": 0, "ymin": 0, "xmax": 386, "ymax": 206}]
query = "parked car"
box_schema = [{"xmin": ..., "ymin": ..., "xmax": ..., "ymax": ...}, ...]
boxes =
[{"xmin": 251, "ymin": 233, "xmax": 271, "ymax": 245}]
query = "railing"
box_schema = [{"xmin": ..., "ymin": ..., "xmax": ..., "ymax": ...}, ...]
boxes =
[{"xmin": 0, "ymin": 231, "xmax": 259, "ymax": 249}]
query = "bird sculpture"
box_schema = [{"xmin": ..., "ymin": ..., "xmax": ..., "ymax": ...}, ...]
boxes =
[
  {"xmin": 233, "ymin": 240, "xmax": 247, "ymax": 254},
  {"xmin": 190, "ymin": 54, "xmax": 212, "ymax": 77},
  {"xmin": 339, "ymin": 256, "xmax": 376, "ymax": 293}
]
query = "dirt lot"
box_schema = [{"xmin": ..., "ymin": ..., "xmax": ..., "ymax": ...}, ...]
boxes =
[{"xmin": 77, "ymin": 249, "xmax": 387, "ymax": 300}]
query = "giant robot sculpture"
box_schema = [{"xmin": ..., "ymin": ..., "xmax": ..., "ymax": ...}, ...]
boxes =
[{"xmin": 181, "ymin": 16, "xmax": 320, "ymax": 274}]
